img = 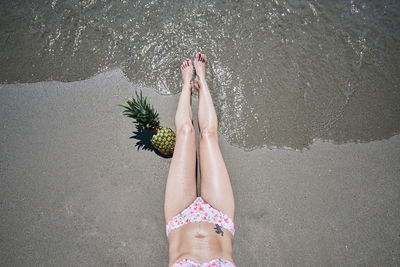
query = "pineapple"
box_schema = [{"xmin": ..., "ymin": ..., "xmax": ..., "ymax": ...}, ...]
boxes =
[{"xmin": 120, "ymin": 91, "xmax": 176, "ymax": 156}]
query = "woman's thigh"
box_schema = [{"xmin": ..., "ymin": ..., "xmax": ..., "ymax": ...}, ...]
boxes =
[
  {"xmin": 199, "ymin": 133, "xmax": 234, "ymax": 219},
  {"xmin": 164, "ymin": 125, "xmax": 197, "ymax": 224}
]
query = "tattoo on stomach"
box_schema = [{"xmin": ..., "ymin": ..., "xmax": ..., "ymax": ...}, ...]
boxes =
[{"xmin": 214, "ymin": 224, "xmax": 224, "ymax": 236}]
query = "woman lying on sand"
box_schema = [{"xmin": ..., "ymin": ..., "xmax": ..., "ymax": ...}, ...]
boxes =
[{"xmin": 164, "ymin": 53, "xmax": 236, "ymax": 267}]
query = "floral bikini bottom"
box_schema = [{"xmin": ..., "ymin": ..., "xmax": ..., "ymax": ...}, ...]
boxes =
[
  {"xmin": 172, "ymin": 258, "xmax": 235, "ymax": 267},
  {"xmin": 166, "ymin": 197, "xmax": 236, "ymax": 267},
  {"xmin": 166, "ymin": 197, "xmax": 235, "ymax": 236}
]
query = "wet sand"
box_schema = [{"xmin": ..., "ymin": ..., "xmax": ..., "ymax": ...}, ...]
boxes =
[{"xmin": 1, "ymin": 69, "xmax": 399, "ymax": 266}]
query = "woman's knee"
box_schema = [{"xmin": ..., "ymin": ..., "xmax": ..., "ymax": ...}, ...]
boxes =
[
  {"xmin": 176, "ymin": 122, "xmax": 195, "ymax": 136},
  {"xmin": 200, "ymin": 127, "xmax": 218, "ymax": 140}
]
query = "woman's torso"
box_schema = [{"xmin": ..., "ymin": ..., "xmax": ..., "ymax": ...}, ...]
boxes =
[{"xmin": 167, "ymin": 222, "xmax": 234, "ymax": 266}]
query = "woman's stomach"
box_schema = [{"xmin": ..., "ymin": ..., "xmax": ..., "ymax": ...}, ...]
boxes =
[{"xmin": 167, "ymin": 222, "xmax": 234, "ymax": 266}]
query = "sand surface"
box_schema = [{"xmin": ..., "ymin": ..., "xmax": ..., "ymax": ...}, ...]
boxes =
[{"xmin": 1, "ymin": 69, "xmax": 399, "ymax": 266}]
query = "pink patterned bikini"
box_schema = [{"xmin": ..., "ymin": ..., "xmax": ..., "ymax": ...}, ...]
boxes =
[
  {"xmin": 166, "ymin": 197, "xmax": 235, "ymax": 236},
  {"xmin": 166, "ymin": 197, "xmax": 236, "ymax": 267},
  {"xmin": 172, "ymin": 258, "xmax": 235, "ymax": 267}
]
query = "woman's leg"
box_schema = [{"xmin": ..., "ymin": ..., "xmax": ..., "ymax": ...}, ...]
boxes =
[
  {"xmin": 164, "ymin": 59, "xmax": 197, "ymax": 224},
  {"xmin": 194, "ymin": 52, "xmax": 235, "ymax": 219}
]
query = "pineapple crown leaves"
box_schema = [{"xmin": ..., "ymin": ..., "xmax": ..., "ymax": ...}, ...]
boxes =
[{"xmin": 119, "ymin": 91, "xmax": 160, "ymax": 132}]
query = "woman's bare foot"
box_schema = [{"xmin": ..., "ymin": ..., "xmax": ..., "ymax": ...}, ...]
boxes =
[
  {"xmin": 194, "ymin": 52, "xmax": 207, "ymax": 90},
  {"xmin": 181, "ymin": 59, "xmax": 193, "ymax": 92}
]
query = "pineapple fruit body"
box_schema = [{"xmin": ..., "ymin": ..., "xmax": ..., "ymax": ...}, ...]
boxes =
[
  {"xmin": 151, "ymin": 126, "xmax": 176, "ymax": 156},
  {"xmin": 120, "ymin": 91, "xmax": 176, "ymax": 156}
]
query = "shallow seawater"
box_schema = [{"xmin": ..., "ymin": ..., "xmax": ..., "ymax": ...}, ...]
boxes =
[{"xmin": 1, "ymin": 0, "xmax": 399, "ymax": 150}]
